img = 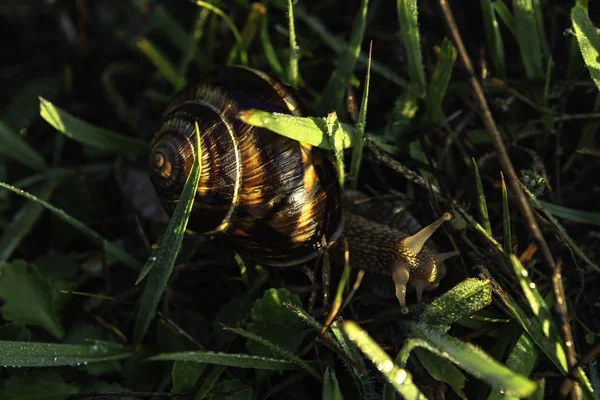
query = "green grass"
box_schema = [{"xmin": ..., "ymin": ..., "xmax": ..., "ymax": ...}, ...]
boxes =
[{"xmin": 1, "ymin": 1, "xmax": 599, "ymax": 399}]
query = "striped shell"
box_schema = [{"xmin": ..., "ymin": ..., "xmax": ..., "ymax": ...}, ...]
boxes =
[{"xmin": 148, "ymin": 67, "xmax": 343, "ymax": 266}]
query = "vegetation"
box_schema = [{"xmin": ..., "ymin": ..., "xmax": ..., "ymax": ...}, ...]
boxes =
[{"xmin": 1, "ymin": 0, "xmax": 599, "ymax": 399}]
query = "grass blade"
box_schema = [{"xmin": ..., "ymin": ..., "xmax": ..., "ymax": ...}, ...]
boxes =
[
  {"xmin": 472, "ymin": 158, "xmax": 492, "ymax": 235},
  {"xmin": 0, "ymin": 120, "xmax": 45, "ymax": 171},
  {"xmin": 0, "ymin": 181, "xmax": 58, "ymax": 263},
  {"xmin": 259, "ymin": 15, "xmax": 284, "ymax": 79},
  {"xmin": 39, "ymin": 97, "xmax": 147, "ymax": 157},
  {"xmin": 0, "ymin": 182, "xmax": 140, "ymax": 269},
  {"xmin": 237, "ymin": 109, "xmax": 355, "ymax": 149},
  {"xmin": 536, "ymin": 200, "xmax": 600, "ymax": 226},
  {"xmin": 132, "ymin": 123, "xmax": 202, "ymax": 345},
  {"xmin": 317, "ymin": 0, "xmax": 369, "ymax": 115},
  {"xmin": 0, "ymin": 340, "xmax": 131, "ymax": 367},
  {"xmin": 481, "ymin": 0, "xmax": 506, "ymax": 78},
  {"xmin": 397, "ymin": 0, "xmax": 426, "ymax": 96},
  {"xmin": 493, "ymin": 1, "xmax": 516, "ymax": 39},
  {"xmin": 227, "ymin": 3, "xmax": 265, "ymax": 67},
  {"xmin": 501, "ymin": 172, "xmax": 512, "ymax": 253},
  {"xmin": 287, "ymin": 0, "xmax": 299, "ymax": 87},
  {"xmin": 135, "ymin": 36, "xmax": 185, "ymax": 89},
  {"xmin": 149, "ymin": 351, "xmax": 302, "ymax": 371},
  {"xmin": 514, "ymin": 0, "xmax": 545, "ymax": 79},
  {"xmin": 344, "ymin": 321, "xmax": 428, "ymax": 399},
  {"xmin": 196, "ymin": 1, "xmax": 245, "ymax": 65},
  {"xmin": 419, "ymin": 278, "xmax": 492, "ymax": 328},
  {"xmin": 350, "ymin": 43, "xmax": 372, "ymax": 187},
  {"xmin": 424, "ymin": 37, "xmax": 457, "ymax": 124},
  {"xmin": 411, "ymin": 323, "xmax": 538, "ymax": 398}
]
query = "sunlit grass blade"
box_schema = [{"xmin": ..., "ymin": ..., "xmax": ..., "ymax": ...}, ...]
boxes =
[
  {"xmin": 0, "ymin": 181, "xmax": 58, "ymax": 263},
  {"xmin": 344, "ymin": 321, "xmax": 427, "ymax": 399},
  {"xmin": 424, "ymin": 37, "xmax": 456, "ymax": 124},
  {"xmin": 223, "ymin": 326, "xmax": 321, "ymax": 381},
  {"xmin": 287, "ymin": 0, "xmax": 299, "ymax": 87},
  {"xmin": 0, "ymin": 182, "xmax": 140, "ymax": 269},
  {"xmin": 0, "ymin": 120, "xmax": 45, "ymax": 171},
  {"xmin": 536, "ymin": 200, "xmax": 600, "ymax": 226},
  {"xmin": 39, "ymin": 97, "xmax": 148, "ymax": 157},
  {"xmin": 472, "ymin": 158, "xmax": 492, "ymax": 235},
  {"xmin": 135, "ymin": 36, "xmax": 185, "ymax": 89},
  {"xmin": 237, "ymin": 109, "xmax": 355, "ymax": 150},
  {"xmin": 487, "ymin": 332, "xmax": 538, "ymax": 400},
  {"xmin": 133, "ymin": 123, "xmax": 202, "ymax": 345},
  {"xmin": 350, "ymin": 42, "xmax": 372, "ymax": 187},
  {"xmin": 196, "ymin": 1, "xmax": 245, "ymax": 65},
  {"xmin": 501, "ymin": 172, "xmax": 512, "ymax": 253},
  {"xmin": 321, "ymin": 240, "xmax": 351, "ymax": 334},
  {"xmin": 227, "ymin": 3, "xmax": 265, "ymax": 66},
  {"xmin": 419, "ymin": 278, "xmax": 492, "ymax": 327},
  {"xmin": 481, "ymin": 0, "xmax": 506, "ymax": 78},
  {"xmin": 514, "ymin": 0, "xmax": 545, "ymax": 80},
  {"xmin": 325, "ymin": 112, "xmax": 345, "ymax": 185},
  {"xmin": 410, "ymin": 323, "xmax": 538, "ymax": 398},
  {"xmin": 0, "ymin": 340, "xmax": 131, "ymax": 367},
  {"xmin": 397, "ymin": 0, "xmax": 426, "ymax": 96},
  {"xmin": 149, "ymin": 351, "xmax": 303, "ymax": 371},
  {"xmin": 317, "ymin": 0, "xmax": 368, "ymax": 114}
]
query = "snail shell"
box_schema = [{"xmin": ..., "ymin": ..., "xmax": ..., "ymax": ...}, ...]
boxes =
[{"xmin": 148, "ymin": 67, "xmax": 343, "ymax": 267}]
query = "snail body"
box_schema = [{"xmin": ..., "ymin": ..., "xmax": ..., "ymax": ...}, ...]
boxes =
[{"xmin": 148, "ymin": 67, "xmax": 457, "ymax": 313}]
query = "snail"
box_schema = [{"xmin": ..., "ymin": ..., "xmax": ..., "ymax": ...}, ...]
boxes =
[{"xmin": 148, "ymin": 66, "xmax": 458, "ymax": 313}]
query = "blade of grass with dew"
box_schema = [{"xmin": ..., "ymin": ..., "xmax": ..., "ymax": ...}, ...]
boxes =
[
  {"xmin": 424, "ymin": 37, "xmax": 456, "ymax": 125},
  {"xmin": 287, "ymin": 0, "xmax": 299, "ymax": 87},
  {"xmin": 486, "ymin": 272, "xmax": 569, "ymax": 374},
  {"xmin": 0, "ymin": 181, "xmax": 59, "ymax": 263},
  {"xmin": 223, "ymin": 326, "xmax": 321, "ymax": 381},
  {"xmin": 0, "ymin": 340, "xmax": 131, "ymax": 368},
  {"xmin": 132, "ymin": 122, "xmax": 202, "ymax": 345},
  {"xmin": 317, "ymin": 0, "xmax": 368, "ymax": 115},
  {"xmin": 39, "ymin": 97, "xmax": 148, "ymax": 157},
  {"xmin": 196, "ymin": 1, "xmax": 246, "ymax": 66},
  {"xmin": 472, "ymin": 158, "xmax": 492, "ymax": 235},
  {"xmin": 0, "ymin": 120, "xmax": 45, "ymax": 171},
  {"xmin": 481, "ymin": 0, "xmax": 506, "ymax": 78},
  {"xmin": 509, "ymin": 255, "xmax": 561, "ymax": 342},
  {"xmin": 325, "ymin": 112, "xmax": 345, "ymax": 185},
  {"xmin": 537, "ymin": 200, "xmax": 600, "ymax": 226},
  {"xmin": 397, "ymin": 0, "xmax": 426, "ymax": 96},
  {"xmin": 410, "ymin": 323, "xmax": 538, "ymax": 398},
  {"xmin": 227, "ymin": 3, "xmax": 265, "ymax": 66},
  {"xmin": 259, "ymin": 15, "xmax": 284, "ymax": 79},
  {"xmin": 419, "ymin": 278, "xmax": 492, "ymax": 328},
  {"xmin": 149, "ymin": 351, "xmax": 303, "ymax": 371},
  {"xmin": 520, "ymin": 182, "xmax": 600, "ymax": 272},
  {"xmin": 487, "ymin": 332, "xmax": 538, "ymax": 400},
  {"xmin": 514, "ymin": 0, "xmax": 544, "ymax": 80},
  {"xmin": 350, "ymin": 42, "xmax": 372, "ymax": 187},
  {"xmin": 493, "ymin": 0, "xmax": 516, "ymax": 38},
  {"xmin": 135, "ymin": 36, "xmax": 185, "ymax": 89},
  {"xmin": 271, "ymin": 1, "xmax": 406, "ymax": 88},
  {"xmin": 237, "ymin": 109, "xmax": 355, "ymax": 150},
  {"xmin": 0, "ymin": 182, "xmax": 140, "ymax": 269},
  {"xmin": 344, "ymin": 321, "xmax": 427, "ymax": 399},
  {"xmin": 501, "ymin": 172, "xmax": 512, "ymax": 253}
]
